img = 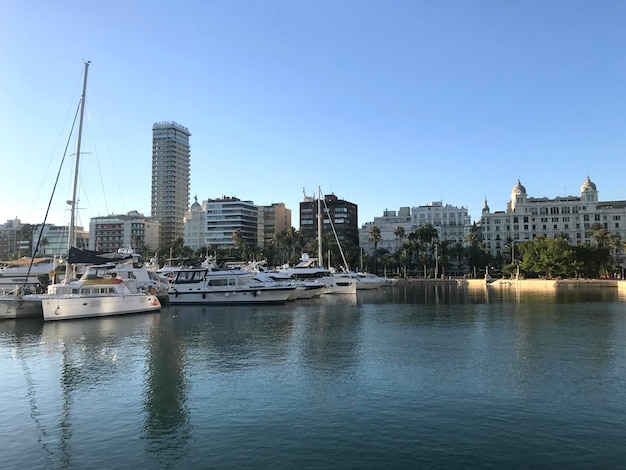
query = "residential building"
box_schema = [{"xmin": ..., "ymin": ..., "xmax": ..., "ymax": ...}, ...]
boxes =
[
  {"xmin": 257, "ymin": 202, "xmax": 291, "ymax": 247},
  {"xmin": 0, "ymin": 219, "xmax": 35, "ymax": 259},
  {"xmin": 299, "ymin": 193, "xmax": 359, "ymax": 248},
  {"xmin": 89, "ymin": 211, "xmax": 160, "ymax": 252},
  {"xmin": 358, "ymin": 208, "xmax": 413, "ymax": 254},
  {"xmin": 481, "ymin": 178, "xmax": 626, "ymax": 257},
  {"xmin": 359, "ymin": 202, "xmax": 472, "ymax": 254},
  {"xmin": 151, "ymin": 121, "xmax": 191, "ymax": 248},
  {"xmin": 205, "ymin": 197, "xmax": 258, "ymax": 249}
]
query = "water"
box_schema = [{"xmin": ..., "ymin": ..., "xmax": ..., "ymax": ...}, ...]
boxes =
[{"xmin": 2, "ymin": 285, "xmax": 626, "ymax": 469}]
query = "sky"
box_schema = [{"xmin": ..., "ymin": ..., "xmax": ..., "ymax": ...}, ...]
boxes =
[{"xmin": 1, "ymin": 1, "xmax": 625, "ymax": 231}]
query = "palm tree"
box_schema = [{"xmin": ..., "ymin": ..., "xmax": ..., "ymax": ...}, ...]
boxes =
[
  {"xmin": 394, "ymin": 226, "xmax": 405, "ymax": 244},
  {"xmin": 416, "ymin": 223, "xmax": 438, "ymax": 277},
  {"xmin": 452, "ymin": 242, "xmax": 465, "ymax": 276},
  {"xmin": 589, "ymin": 223, "xmax": 611, "ymax": 247},
  {"xmin": 39, "ymin": 237, "xmax": 49, "ymax": 257},
  {"xmin": 369, "ymin": 225, "xmax": 382, "ymax": 274}
]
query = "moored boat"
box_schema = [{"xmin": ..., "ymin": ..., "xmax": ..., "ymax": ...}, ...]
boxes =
[
  {"xmin": 168, "ymin": 267, "xmax": 296, "ymax": 305},
  {"xmin": 41, "ymin": 264, "xmax": 161, "ymax": 321}
]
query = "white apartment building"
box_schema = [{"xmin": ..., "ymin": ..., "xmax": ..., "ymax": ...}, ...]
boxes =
[
  {"xmin": 89, "ymin": 211, "xmax": 160, "ymax": 252},
  {"xmin": 481, "ymin": 178, "xmax": 626, "ymax": 256},
  {"xmin": 184, "ymin": 198, "xmax": 293, "ymax": 250},
  {"xmin": 359, "ymin": 202, "xmax": 472, "ymax": 254}
]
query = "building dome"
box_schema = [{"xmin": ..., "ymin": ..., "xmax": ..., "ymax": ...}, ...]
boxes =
[
  {"xmin": 190, "ymin": 195, "xmax": 201, "ymax": 210},
  {"xmin": 580, "ymin": 176, "xmax": 597, "ymax": 192},
  {"xmin": 512, "ymin": 179, "xmax": 527, "ymax": 195}
]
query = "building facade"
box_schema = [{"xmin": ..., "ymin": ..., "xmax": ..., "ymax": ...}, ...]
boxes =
[
  {"xmin": 89, "ymin": 211, "xmax": 160, "ymax": 252},
  {"xmin": 0, "ymin": 219, "xmax": 36, "ymax": 259},
  {"xmin": 257, "ymin": 202, "xmax": 291, "ymax": 247},
  {"xmin": 204, "ymin": 197, "xmax": 259, "ymax": 249},
  {"xmin": 359, "ymin": 202, "xmax": 472, "ymax": 254},
  {"xmin": 481, "ymin": 178, "xmax": 626, "ymax": 257},
  {"xmin": 183, "ymin": 197, "xmax": 206, "ymax": 251},
  {"xmin": 299, "ymin": 193, "xmax": 359, "ymax": 248},
  {"xmin": 32, "ymin": 224, "xmax": 89, "ymax": 258},
  {"xmin": 151, "ymin": 121, "xmax": 191, "ymax": 248}
]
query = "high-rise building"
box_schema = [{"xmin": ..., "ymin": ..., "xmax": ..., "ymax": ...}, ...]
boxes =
[{"xmin": 151, "ymin": 121, "xmax": 191, "ymax": 248}]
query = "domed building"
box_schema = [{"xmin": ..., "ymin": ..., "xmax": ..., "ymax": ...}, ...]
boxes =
[
  {"xmin": 183, "ymin": 196, "xmax": 207, "ymax": 250},
  {"xmin": 480, "ymin": 178, "xmax": 626, "ymax": 257}
]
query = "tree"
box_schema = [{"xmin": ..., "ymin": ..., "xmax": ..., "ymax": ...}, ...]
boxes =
[
  {"xmin": 39, "ymin": 237, "xmax": 49, "ymax": 257},
  {"xmin": 517, "ymin": 235, "xmax": 576, "ymax": 278},
  {"xmin": 452, "ymin": 242, "xmax": 466, "ymax": 275},
  {"xmin": 231, "ymin": 230, "xmax": 246, "ymax": 259},
  {"xmin": 415, "ymin": 223, "xmax": 439, "ymax": 278},
  {"xmin": 369, "ymin": 225, "xmax": 382, "ymax": 274},
  {"xmin": 589, "ymin": 223, "xmax": 611, "ymax": 247}
]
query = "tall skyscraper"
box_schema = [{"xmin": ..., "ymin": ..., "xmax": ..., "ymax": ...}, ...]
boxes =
[{"xmin": 151, "ymin": 121, "xmax": 191, "ymax": 247}]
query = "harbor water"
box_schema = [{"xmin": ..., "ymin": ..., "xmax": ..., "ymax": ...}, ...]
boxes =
[{"xmin": 2, "ymin": 285, "xmax": 626, "ymax": 469}]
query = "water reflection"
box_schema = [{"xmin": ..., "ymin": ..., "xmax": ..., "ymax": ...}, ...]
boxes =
[
  {"xmin": 143, "ymin": 313, "xmax": 190, "ymax": 467},
  {"xmin": 165, "ymin": 305, "xmax": 296, "ymax": 371},
  {"xmin": 40, "ymin": 315, "xmax": 159, "ymax": 468}
]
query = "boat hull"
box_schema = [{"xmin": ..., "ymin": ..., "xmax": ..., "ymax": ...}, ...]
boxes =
[
  {"xmin": 41, "ymin": 294, "xmax": 161, "ymax": 321},
  {"xmin": 168, "ymin": 286, "xmax": 293, "ymax": 305},
  {"xmin": 323, "ymin": 279, "xmax": 357, "ymax": 294},
  {"xmin": 0, "ymin": 296, "xmax": 43, "ymax": 319}
]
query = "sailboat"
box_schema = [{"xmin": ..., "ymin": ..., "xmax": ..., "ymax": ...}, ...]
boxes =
[
  {"xmin": 37, "ymin": 61, "xmax": 161, "ymax": 321},
  {"xmin": 278, "ymin": 188, "xmax": 357, "ymax": 295}
]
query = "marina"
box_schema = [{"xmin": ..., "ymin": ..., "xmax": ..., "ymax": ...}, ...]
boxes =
[{"xmin": 2, "ymin": 284, "xmax": 626, "ymax": 468}]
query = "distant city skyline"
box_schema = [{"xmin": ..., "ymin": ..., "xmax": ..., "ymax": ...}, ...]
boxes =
[{"xmin": 2, "ymin": 2, "xmax": 625, "ymax": 228}]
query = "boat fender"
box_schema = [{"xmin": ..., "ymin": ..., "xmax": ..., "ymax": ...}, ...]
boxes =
[
  {"xmin": 253, "ymin": 291, "xmax": 257, "ymax": 297},
  {"xmin": 202, "ymin": 292, "xmax": 206, "ymax": 299},
  {"xmin": 174, "ymin": 290, "xmax": 178, "ymax": 298}
]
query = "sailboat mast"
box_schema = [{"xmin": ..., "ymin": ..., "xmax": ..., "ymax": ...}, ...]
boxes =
[
  {"xmin": 317, "ymin": 187, "xmax": 323, "ymax": 266},
  {"xmin": 68, "ymin": 60, "xmax": 90, "ymax": 251}
]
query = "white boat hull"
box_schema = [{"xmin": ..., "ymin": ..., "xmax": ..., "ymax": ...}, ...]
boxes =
[
  {"xmin": 41, "ymin": 294, "xmax": 161, "ymax": 321},
  {"xmin": 169, "ymin": 286, "xmax": 294, "ymax": 305},
  {"xmin": 323, "ymin": 278, "xmax": 357, "ymax": 294}
]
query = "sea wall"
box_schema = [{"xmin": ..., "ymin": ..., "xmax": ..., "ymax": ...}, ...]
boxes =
[
  {"xmin": 463, "ymin": 278, "xmax": 621, "ymax": 290},
  {"xmin": 391, "ymin": 278, "xmax": 626, "ymax": 293}
]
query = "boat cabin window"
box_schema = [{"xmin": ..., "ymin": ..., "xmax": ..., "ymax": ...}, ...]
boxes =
[
  {"xmin": 173, "ymin": 270, "xmax": 206, "ymax": 283},
  {"xmin": 208, "ymin": 278, "xmax": 237, "ymax": 287}
]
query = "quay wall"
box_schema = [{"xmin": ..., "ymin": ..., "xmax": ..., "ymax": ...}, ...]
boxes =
[{"xmin": 393, "ymin": 278, "xmax": 626, "ymax": 292}]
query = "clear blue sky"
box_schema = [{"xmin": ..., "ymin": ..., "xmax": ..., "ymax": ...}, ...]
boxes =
[{"xmin": 1, "ymin": 1, "xmax": 625, "ymax": 230}]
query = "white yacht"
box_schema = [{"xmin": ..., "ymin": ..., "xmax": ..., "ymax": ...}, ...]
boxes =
[
  {"xmin": 168, "ymin": 267, "xmax": 296, "ymax": 305},
  {"xmin": 41, "ymin": 264, "xmax": 161, "ymax": 321},
  {"xmin": 259, "ymin": 271, "xmax": 325, "ymax": 300},
  {"xmin": 337, "ymin": 272, "xmax": 388, "ymax": 290},
  {"xmin": 278, "ymin": 256, "xmax": 357, "ymax": 295}
]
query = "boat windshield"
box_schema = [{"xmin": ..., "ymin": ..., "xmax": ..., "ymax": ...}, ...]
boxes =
[{"xmin": 173, "ymin": 269, "xmax": 207, "ymax": 283}]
